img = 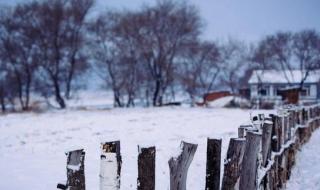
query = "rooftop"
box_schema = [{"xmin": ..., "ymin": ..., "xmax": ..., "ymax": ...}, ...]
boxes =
[{"xmin": 248, "ymin": 70, "xmax": 320, "ymax": 84}]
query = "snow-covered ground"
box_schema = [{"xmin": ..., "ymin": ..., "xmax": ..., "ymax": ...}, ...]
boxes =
[
  {"xmin": 286, "ymin": 128, "xmax": 320, "ymax": 189},
  {"xmin": 0, "ymin": 107, "xmax": 264, "ymax": 190}
]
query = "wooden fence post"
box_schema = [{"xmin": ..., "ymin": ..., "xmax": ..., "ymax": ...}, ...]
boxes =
[
  {"xmin": 238, "ymin": 125, "xmax": 252, "ymax": 138},
  {"xmin": 269, "ymin": 115, "xmax": 280, "ymax": 189},
  {"xmin": 205, "ymin": 138, "xmax": 222, "ymax": 190},
  {"xmin": 169, "ymin": 141, "xmax": 197, "ymax": 190},
  {"xmin": 100, "ymin": 141, "xmax": 122, "ymax": 190},
  {"xmin": 137, "ymin": 146, "xmax": 156, "ymax": 190},
  {"xmin": 222, "ymin": 138, "xmax": 246, "ymax": 190},
  {"xmin": 262, "ymin": 120, "xmax": 273, "ymax": 167},
  {"xmin": 57, "ymin": 149, "xmax": 86, "ymax": 190},
  {"xmin": 239, "ymin": 131, "xmax": 261, "ymax": 190}
]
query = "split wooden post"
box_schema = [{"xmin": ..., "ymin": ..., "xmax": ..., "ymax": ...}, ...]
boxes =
[
  {"xmin": 222, "ymin": 138, "xmax": 246, "ymax": 190},
  {"xmin": 57, "ymin": 149, "xmax": 86, "ymax": 190},
  {"xmin": 239, "ymin": 131, "xmax": 262, "ymax": 190},
  {"xmin": 137, "ymin": 146, "xmax": 156, "ymax": 190},
  {"xmin": 100, "ymin": 141, "xmax": 122, "ymax": 190},
  {"xmin": 169, "ymin": 141, "xmax": 197, "ymax": 190},
  {"xmin": 205, "ymin": 138, "xmax": 222, "ymax": 190}
]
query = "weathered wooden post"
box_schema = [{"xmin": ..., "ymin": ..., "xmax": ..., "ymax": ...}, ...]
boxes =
[
  {"xmin": 169, "ymin": 141, "xmax": 197, "ymax": 190},
  {"xmin": 278, "ymin": 114, "xmax": 289, "ymax": 186},
  {"xmin": 57, "ymin": 149, "xmax": 86, "ymax": 190},
  {"xmin": 100, "ymin": 141, "xmax": 122, "ymax": 190},
  {"xmin": 269, "ymin": 114, "xmax": 280, "ymax": 189},
  {"xmin": 270, "ymin": 115, "xmax": 279, "ymax": 152},
  {"xmin": 283, "ymin": 115, "xmax": 289, "ymax": 143},
  {"xmin": 205, "ymin": 138, "xmax": 222, "ymax": 190},
  {"xmin": 238, "ymin": 125, "xmax": 252, "ymax": 138},
  {"xmin": 262, "ymin": 120, "xmax": 273, "ymax": 167},
  {"xmin": 222, "ymin": 138, "xmax": 246, "ymax": 190},
  {"xmin": 137, "ymin": 146, "xmax": 156, "ymax": 190},
  {"xmin": 239, "ymin": 131, "xmax": 261, "ymax": 190}
]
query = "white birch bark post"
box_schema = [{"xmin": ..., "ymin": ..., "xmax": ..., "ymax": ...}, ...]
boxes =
[
  {"xmin": 169, "ymin": 141, "xmax": 197, "ymax": 190},
  {"xmin": 100, "ymin": 141, "xmax": 122, "ymax": 190}
]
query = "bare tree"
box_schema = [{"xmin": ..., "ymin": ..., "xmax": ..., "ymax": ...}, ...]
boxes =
[
  {"xmin": 220, "ymin": 39, "xmax": 249, "ymax": 94},
  {"xmin": 89, "ymin": 11, "xmax": 131, "ymax": 107},
  {"xmin": 90, "ymin": 1, "xmax": 202, "ymax": 107},
  {"xmin": 33, "ymin": 0, "xmax": 93, "ymax": 108},
  {"xmin": 64, "ymin": 0, "xmax": 94, "ymax": 99},
  {"xmin": 178, "ymin": 41, "xmax": 220, "ymax": 105},
  {"xmin": 129, "ymin": 0, "xmax": 203, "ymax": 106},
  {"xmin": 292, "ymin": 30, "xmax": 320, "ymax": 89},
  {"xmin": 253, "ymin": 30, "xmax": 320, "ymax": 88},
  {"xmin": 0, "ymin": 3, "xmax": 40, "ymax": 111},
  {"xmin": 252, "ymin": 32, "xmax": 294, "ymax": 82},
  {"xmin": 0, "ymin": 69, "xmax": 19, "ymax": 112}
]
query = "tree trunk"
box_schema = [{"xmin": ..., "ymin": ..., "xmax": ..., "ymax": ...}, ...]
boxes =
[
  {"xmin": 0, "ymin": 95, "xmax": 5, "ymax": 113},
  {"xmin": 53, "ymin": 78, "xmax": 66, "ymax": 109},
  {"xmin": 16, "ymin": 74, "xmax": 26, "ymax": 111},
  {"xmin": 65, "ymin": 55, "xmax": 76, "ymax": 99},
  {"xmin": 153, "ymin": 80, "xmax": 161, "ymax": 106},
  {"xmin": 113, "ymin": 91, "xmax": 123, "ymax": 108},
  {"xmin": 23, "ymin": 73, "xmax": 32, "ymax": 111}
]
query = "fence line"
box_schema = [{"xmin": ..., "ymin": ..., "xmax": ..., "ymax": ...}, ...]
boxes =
[{"xmin": 57, "ymin": 104, "xmax": 320, "ymax": 190}]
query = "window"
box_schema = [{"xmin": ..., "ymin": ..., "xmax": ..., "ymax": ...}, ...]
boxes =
[
  {"xmin": 258, "ymin": 85, "xmax": 269, "ymax": 96},
  {"xmin": 273, "ymin": 85, "xmax": 285, "ymax": 96},
  {"xmin": 259, "ymin": 89, "xmax": 267, "ymax": 96},
  {"xmin": 276, "ymin": 87, "xmax": 283, "ymax": 96},
  {"xmin": 300, "ymin": 87, "xmax": 310, "ymax": 97}
]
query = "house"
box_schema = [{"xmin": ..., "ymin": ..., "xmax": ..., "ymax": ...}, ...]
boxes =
[{"xmin": 248, "ymin": 70, "xmax": 320, "ymax": 104}]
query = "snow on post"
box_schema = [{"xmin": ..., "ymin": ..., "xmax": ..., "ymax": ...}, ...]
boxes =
[
  {"xmin": 100, "ymin": 141, "xmax": 122, "ymax": 190},
  {"xmin": 205, "ymin": 138, "xmax": 221, "ymax": 190},
  {"xmin": 221, "ymin": 138, "xmax": 246, "ymax": 190},
  {"xmin": 239, "ymin": 131, "xmax": 261, "ymax": 190},
  {"xmin": 137, "ymin": 146, "xmax": 156, "ymax": 190},
  {"xmin": 57, "ymin": 149, "xmax": 86, "ymax": 190},
  {"xmin": 169, "ymin": 141, "xmax": 197, "ymax": 190}
]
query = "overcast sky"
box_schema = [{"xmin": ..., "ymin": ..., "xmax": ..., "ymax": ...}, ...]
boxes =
[{"xmin": 2, "ymin": 0, "xmax": 320, "ymax": 42}]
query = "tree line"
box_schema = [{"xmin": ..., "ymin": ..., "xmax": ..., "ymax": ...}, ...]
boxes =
[{"xmin": 0, "ymin": 0, "xmax": 320, "ymax": 112}]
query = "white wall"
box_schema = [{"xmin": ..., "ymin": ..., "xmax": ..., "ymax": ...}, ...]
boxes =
[{"xmin": 310, "ymin": 84, "xmax": 317, "ymax": 97}]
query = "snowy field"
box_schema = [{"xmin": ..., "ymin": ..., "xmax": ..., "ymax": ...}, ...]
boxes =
[
  {"xmin": 286, "ymin": 128, "xmax": 320, "ymax": 189},
  {"xmin": 0, "ymin": 107, "xmax": 266, "ymax": 190}
]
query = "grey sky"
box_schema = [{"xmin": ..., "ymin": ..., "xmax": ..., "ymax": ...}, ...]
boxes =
[{"xmin": 3, "ymin": 0, "xmax": 320, "ymax": 42}]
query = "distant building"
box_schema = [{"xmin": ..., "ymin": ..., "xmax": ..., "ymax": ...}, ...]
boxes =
[
  {"xmin": 196, "ymin": 91, "xmax": 231, "ymax": 106},
  {"xmin": 248, "ymin": 70, "xmax": 320, "ymax": 104}
]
